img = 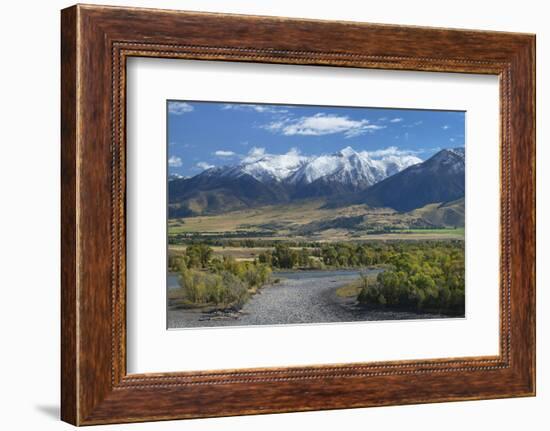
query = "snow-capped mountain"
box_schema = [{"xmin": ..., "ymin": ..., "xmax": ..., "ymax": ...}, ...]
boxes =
[
  {"xmin": 424, "ymin": 147, "xmax": 465, "ymax": 174},
  {"xmin": 347, "ymin": 148, "xmax": 465, "ymax": 212},
  {"xmin": 377, "ymin": 153, "xmax": 426, "ymax": 177},
  {"xmin": 205, "ymin": 146, "xmax": 421, "ymax": 188},
  {"xmin": 168, "ymin": 146, "xmax": 430, "ymax": 217},
  {"xmin": 288, "ymin": 146, "xmax": 421, "ymax": 189},
  {"xmin": 219, "ymin": 148, "xmax": 309, "ymax": 183},
  {"xmin": 289, "ymin": 147, "xmax": 379, "ymax": 187}
]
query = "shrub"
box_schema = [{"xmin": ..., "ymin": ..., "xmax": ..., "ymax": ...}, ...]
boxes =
[
  {"xmin": 172, "ymin": 253, "xmax": 272, "ymax": 309},
  {"xmin": 357, "ymin": 242, "xmax": 465, "ymax": 315}
]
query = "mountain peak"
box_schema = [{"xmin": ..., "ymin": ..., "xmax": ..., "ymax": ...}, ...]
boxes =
[
  {"xmin": 434, "ymin": 147, "xmax": 464, "ymax": 158},
  {"xmin": 449, "ymin": 147, "xmax": 465, "ymax": 158},
  {"xmin": 354, "ymin": 147, "xmax": 465, "ymax": 212},
  {"xmin": 427, "ymin": 147, "xmax": 465, "ymax": 165},
  {"xmin": 185, "ymin": 145, "xmax": 429, "ymax": 195},
  {"xmin": 170, "ymin": 146, "xmax": 463, "ymax": 216},
  {"xmin": 236, "ymin": 150, "xmax": 308, "ymax": 183},
  {"xmin": 337, "ymin": 146, "xmax": 358, "ymax": 157}
]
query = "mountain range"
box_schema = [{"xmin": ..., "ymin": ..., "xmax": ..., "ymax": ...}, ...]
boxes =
[{"xmin": 168, "ymin": 146, "xmax": 465, "ymax": 218}]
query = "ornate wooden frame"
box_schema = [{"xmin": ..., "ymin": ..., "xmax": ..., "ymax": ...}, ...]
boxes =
[{"xmin": 61, "ymin": 4, "xmax": 536, "ymax": 425}]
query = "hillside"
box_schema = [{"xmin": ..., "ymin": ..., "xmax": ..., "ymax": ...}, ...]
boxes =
[
  {"xmin": 168, "ymin": 198, "xmax": 465, "ymax": 243},
  {"xmin": 168, "ymin": 146, "xmax": 421, "ymax": 216},
  {"xmin": 410, "ymin": 198, "xmax": 465, "ymax": 228},
  {"xmin": 351, "ymin": 148, "xmax": 465, "ymax": 212}
]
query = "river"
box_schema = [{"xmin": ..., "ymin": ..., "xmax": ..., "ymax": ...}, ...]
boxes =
[
  {"xmin": 167, "ymin": 268, "xmax": 449, "ymax": 328},
  {"xmin": 168, "ymin": 269, "xmax": 373, "ymax": 289}
]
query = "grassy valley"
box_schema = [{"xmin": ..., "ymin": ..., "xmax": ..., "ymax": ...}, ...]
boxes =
[{"xmin": 168, "ymin": 198, "xmax": 464, "ymax": 246}]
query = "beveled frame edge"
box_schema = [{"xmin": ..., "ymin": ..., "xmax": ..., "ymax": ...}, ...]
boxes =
[{"xmin": 61, "ymin": 4, "xmax": 535, "ymax": 426}]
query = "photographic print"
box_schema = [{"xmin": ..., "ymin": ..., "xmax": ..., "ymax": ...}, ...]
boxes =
[{"xmin": 167, "ymin": 101, "xmax": 465, "ymax": 329}]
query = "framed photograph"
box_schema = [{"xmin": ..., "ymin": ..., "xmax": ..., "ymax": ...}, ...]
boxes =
[
  {"xmin": 61, "ymin": 4, "xmax": 535, "ymax": 425},
  {"xmin": 165, "ymin": 100, "xmax": 467, "ymax": 330}
]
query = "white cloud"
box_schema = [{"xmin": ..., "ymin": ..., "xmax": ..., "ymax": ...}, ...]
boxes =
[
  {"xmin": 242, "ymin": 147, "xmax": 308, "ymax": 170},
  {"xmin": 214, "ymin": 150, "xmax": 236, "ymax": 157},
  {"xmin": 389, "ymin": 118, "xmax": 403, "ymax": 123},
  {"xmin": 221, "ymin": 104, "xmax": 288, "ymax": 114},
  {"xmin": 261, "ymin": 120, "xmax": 288, "ymax": 133},
  {"xmin": 403, "ymin": 120, "xmax": 423, "ymax": 128},
  {"xmin": 359, "ymin": 147, "xmax": 423, "ymax": 167},
  {"xmin": 364, "ymin": 146, "xmax": 417, "ymax": 158},
  {"xmin": 450, "ymin": 138, "xmax": 456, "ymax": 142},
  {"xmin": 169, "ymin": 173, "xmax": 184, "ymax": 180},
  {"xmin": 359, "ymin": 146, "xmax": 445, "ymax": 160},
  {"xmin": 243, "ymin": 147, "xmax": 266, "ymax": 162},
  {"xmin": 442, "ymin": 124, "xmax": 450, "ymax": 130},
  {"xmin": 196, "ymin": 161, "xmax": 214, "ymax": 170},
  {"xmin": 168, "ymin": 156, "xmax": 183, "ymax": 167},
  {"xmin": 262, "ymin": 113, "xmax": 384, "ymax": 138},
  {"xmin": 168, "ymin": 102, "xmax": 194, "ymax": 115}
]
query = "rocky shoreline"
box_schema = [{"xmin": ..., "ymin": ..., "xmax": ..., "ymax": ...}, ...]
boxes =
[{"xmin": 167, "ymin": 271, "xmax": 452, "ymax": 329}]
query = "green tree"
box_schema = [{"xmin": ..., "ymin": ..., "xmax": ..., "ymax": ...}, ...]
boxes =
[
  {"xmin": 273, "ymin": 244, "xmax": 296, "ymax": 269},
  {"xmin": 185, "ymin": 243, "xmax": 213, "ymax": 268}
]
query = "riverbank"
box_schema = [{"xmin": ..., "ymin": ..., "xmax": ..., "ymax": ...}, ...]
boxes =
[{"xmin": 167, "ymin": 269, "xmax": 452, "ymax": 328}]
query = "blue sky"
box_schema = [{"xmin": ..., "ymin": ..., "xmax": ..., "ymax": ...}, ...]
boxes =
[{"xmin": 167, "ymin": 100, "xmax": 465, "ymax": 177}]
